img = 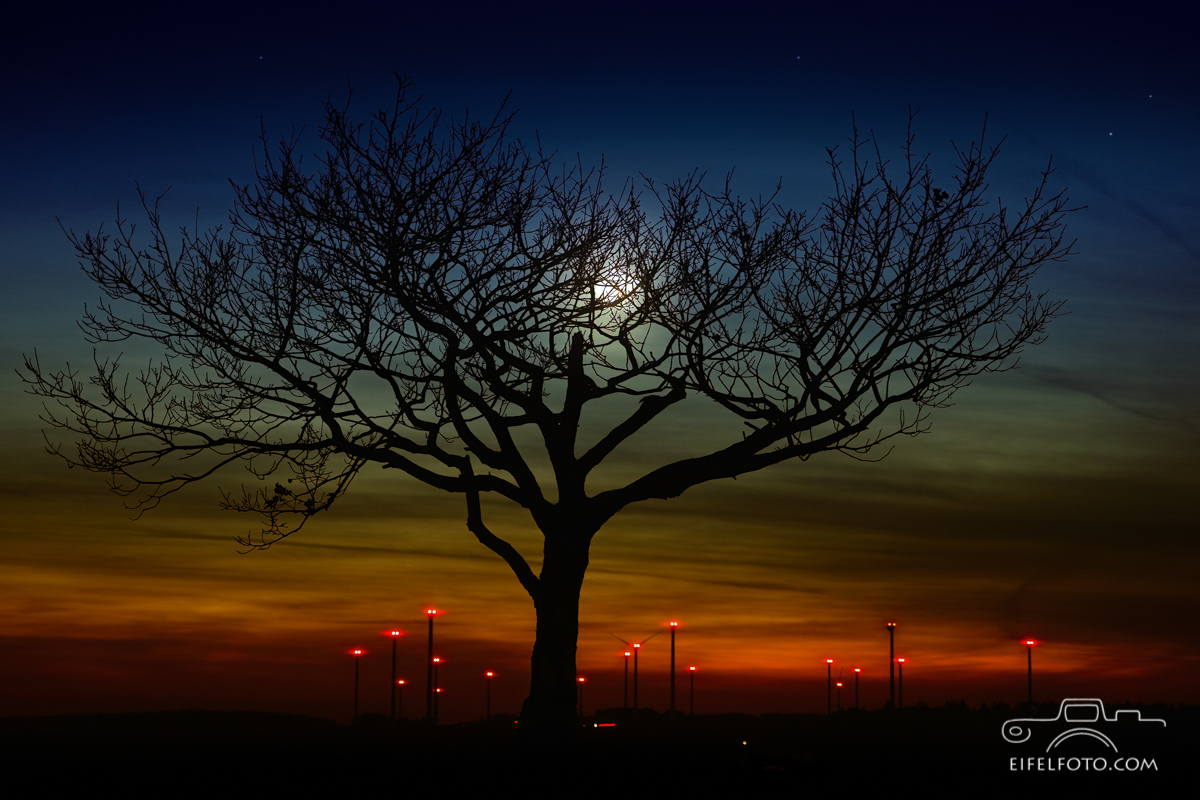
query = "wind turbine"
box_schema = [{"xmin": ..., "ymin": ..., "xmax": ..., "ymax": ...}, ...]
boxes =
[{"xmin": 610, "ymin": 630, "xmax": 662, "ymax": 711}]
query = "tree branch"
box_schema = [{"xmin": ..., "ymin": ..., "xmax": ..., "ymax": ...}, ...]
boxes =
[{"xmin": 463, "ymin": 460, "xmax": 540, "ymax": 601}]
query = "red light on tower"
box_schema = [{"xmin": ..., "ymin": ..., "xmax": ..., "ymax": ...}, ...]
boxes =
[
  {"xmin": 886, "ymin": 622, "xmax": 898, "ymax": 710},
  {"xmin": 1024, "ymin": 639, "xmax": 1037, "ymax": 705},
  {"xmin": 432, "ymin": 657, "xmax": 443, "ymax": 726},
  {"xmin": 688, "ymin": 665, "xmax": 697, "ymax": 715},
  {"xmin": 668, "ymin": 622, "xmax": 680, "ymax": 712},
  {"xmin": 385, "ymin": 630, "xmax": 404, "ymax": 720},
  {"xmin": 623, "ymin": 651, "xmax": 632, "ymax": 709},
  {"xmin": 577, "ymin": 676, "xmax": 587, "ymax": 719},
  {"xmin": 349, "ymin": 648, "xmax": 365, "ymax": 723},
  {"xmin": 896, "ymin": 657, "xmax": 906, "ymax": 709},
  {"xmin": 825, "ymin": 659, "xmax": 834, "ymax": 715},
  {"xmin": 484, "ymin": 671, "xmax": 495, "ymax": 721},
  {"xmin": 425, "ymin": 608, "xmax": 439, "ymax": 725},
  {"xmin": 631, "ymin": 643, "xmax": 642, "ymax": 711}
]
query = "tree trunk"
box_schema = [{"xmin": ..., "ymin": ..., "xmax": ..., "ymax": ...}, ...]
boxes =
[{"xmin": 518, "ymin": 527, "xmax": 590, "ymax": 743}]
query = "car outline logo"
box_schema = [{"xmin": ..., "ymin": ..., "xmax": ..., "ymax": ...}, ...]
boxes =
[{"xmin": 1001, "ymin": 698, "xmax": 1165, "ymax": 752}]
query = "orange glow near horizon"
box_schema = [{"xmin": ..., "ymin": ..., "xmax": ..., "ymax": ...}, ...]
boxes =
[{"xmin": 3, "ymin": 443, "xmax": 1196, "ymax": 724}]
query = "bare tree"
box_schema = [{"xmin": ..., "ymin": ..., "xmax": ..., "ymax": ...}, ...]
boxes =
[{"xmin": 22, "ymin": 78, "xmax": 1074, "ymax": 735}]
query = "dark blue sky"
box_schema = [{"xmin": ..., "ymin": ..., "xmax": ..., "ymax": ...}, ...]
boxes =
[
  {"xmin": 7, "ymin": 1, "xmax": 1196, "ymax": 432},
  {"xmin": 5, "ymin": 1, "xmax": 1196, "ymax": 304}
]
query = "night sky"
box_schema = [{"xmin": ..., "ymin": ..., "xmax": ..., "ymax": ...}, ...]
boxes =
[{"xmin": 2, "ymin": 1, "xmax": 1197, "ymax": 725}]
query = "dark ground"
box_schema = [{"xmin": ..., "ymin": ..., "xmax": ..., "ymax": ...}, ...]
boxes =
[{"xmin": 2, "ymin": 702, "xmax": 1191, "ymax": 794}]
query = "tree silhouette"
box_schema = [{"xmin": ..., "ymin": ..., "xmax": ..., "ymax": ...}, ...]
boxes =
[{"xmin": 23, "ymin": 78, "xmax": 1074, "ymax": 736}]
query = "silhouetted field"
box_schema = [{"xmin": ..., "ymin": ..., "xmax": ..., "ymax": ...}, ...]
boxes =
[{"xmin": 4, "ymin": 703, "xmax": 1190, "ymax": 791}]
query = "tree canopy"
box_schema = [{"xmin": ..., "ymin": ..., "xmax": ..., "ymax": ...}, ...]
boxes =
[{"xmin": 23, "ymin": 78, "xmax": 1074, "ymax": 730}]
